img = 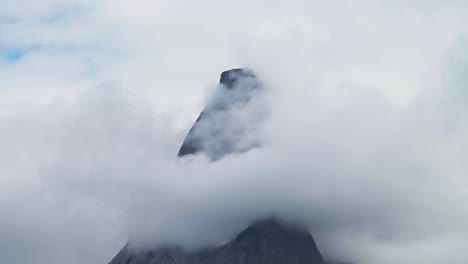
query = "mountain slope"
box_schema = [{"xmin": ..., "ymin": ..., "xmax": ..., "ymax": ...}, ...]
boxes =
[
  {"xmin": 178, "ymin": 68, "xmax": 261, "ymax": 160},
  {"xmin": 108, "ymin": 69, "xmax": 325, "ymax": 264},
  {"xmin": 108, "ymin": 218, "xmax": 323, "ymax": 264}
]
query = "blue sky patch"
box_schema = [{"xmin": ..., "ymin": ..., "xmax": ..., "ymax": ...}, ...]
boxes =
[{"xmin": 0, "ymin": 45, "xmax": 42, "ymax": 62}]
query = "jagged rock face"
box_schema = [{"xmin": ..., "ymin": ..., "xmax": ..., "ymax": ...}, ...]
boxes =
[
  {"xmin": 177, "ymin": 68, "xmax": 261, "ymax": 160},
  {"xmin": 108, "ymin": 218, "xmax": 323, "ymax": 264}
]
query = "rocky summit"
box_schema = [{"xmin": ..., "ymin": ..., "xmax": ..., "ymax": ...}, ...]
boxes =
[
  {"xmin": 108, "ymin": 69, "xmax": 326, "ymax": 264},
  {"xmin": 177, "ymin": 68, "xmax": 261, "ymax": 160}
]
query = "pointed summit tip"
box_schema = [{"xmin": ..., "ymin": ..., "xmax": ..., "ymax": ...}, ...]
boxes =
[
  {"xmin": 177, "ymin": 68, "xmax": 261, "ymax": 160},
  {"xmin": 220, "ymin": 68, "xmax": 256, "ymax": 89}
]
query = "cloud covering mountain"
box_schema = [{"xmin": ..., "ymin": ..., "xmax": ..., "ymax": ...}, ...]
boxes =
[{"xmin": 1, "ymin": 1, "xmax": 468, "ymax": 264}]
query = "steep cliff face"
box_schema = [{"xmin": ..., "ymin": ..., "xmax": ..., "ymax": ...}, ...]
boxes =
[
  {"xmin": 108, "ymin": 69, "xmax": 325, "ymax": 264},
  {"xmin": 108, "ymin": 218, "xmax": 323, "ymax": 264},
  {"xmin": 177, "ymin": 68, "xmax": 261, "ymax": 160}
]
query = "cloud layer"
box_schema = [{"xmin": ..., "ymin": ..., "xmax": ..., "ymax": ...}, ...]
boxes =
[{"xmin": 1, "ymin": 1, "xmax": 468, "ymax": 264}]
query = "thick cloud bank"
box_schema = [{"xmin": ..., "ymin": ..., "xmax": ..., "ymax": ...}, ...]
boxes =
[{"xmin": 1, "ymin": 1, "xmax": 468, "ymax": 264}]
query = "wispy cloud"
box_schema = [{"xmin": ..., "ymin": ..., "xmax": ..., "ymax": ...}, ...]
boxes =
[{"xmin": 0, "ymin": 1, "xmax": 467, "ymax": 264}]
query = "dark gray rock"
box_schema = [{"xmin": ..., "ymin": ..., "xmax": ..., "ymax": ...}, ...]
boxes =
[
  {"xmin": 177, "ymin": 68, "xmax": 261, "ymax": 160},
  {"xmin": 108, "ymin": 218, "xmax": 323, "ymax": 264}
]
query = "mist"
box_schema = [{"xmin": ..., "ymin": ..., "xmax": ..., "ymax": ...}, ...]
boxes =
[
  {"xmin": 1, "ymin": 0, "xmax": 468, "ymax": 264},
  {"xmin": 1, "ymin": 66, "xmax": 467, "ymax": 264}
]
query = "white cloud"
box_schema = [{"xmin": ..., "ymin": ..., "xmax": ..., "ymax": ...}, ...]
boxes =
[{"xmin": 1, "ymin": 0, "xmax": 468, "ymax": 264}]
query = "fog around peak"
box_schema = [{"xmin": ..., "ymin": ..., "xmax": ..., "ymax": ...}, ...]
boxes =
[{"xmin": 1, "ymin": 1, "xmax": 468, "ymax": 264}]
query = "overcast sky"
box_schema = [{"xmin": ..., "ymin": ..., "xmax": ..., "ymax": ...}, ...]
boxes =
[{"xmin": 1, "ymin": 1, "xmax": 468, "ymax": 264}]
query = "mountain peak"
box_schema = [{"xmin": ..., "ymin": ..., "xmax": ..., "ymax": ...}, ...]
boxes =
[
  {"xmin": 219, "ymin": 68, "xmax": 256, "ymax": 89},
  {"xmin": 108, "ymin": 69, "xmax": 326, "ymax": 264},
  {"xmin": 177, "ymin": 68, "xmax": 262, "ymax": 160}
]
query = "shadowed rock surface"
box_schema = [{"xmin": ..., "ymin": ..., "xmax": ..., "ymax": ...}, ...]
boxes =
[
  {"xmin": 177, "ymin": 68, "xmax": 261, "ymax": 160},
  {"xmin": 108, "ymin": 218, "xmax": 323, "ymax": 264},
  {"xmin": 108, "ymin": 69, "xmax": 327, "ymax": 264}
]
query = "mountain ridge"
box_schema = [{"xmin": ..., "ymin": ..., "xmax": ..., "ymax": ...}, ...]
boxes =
[
  {"xmin": 108, "ymin": 218, "xmax": 323, "ymax": 264},
  {"xmin": 108, "ymin": 69, "xmax": 331, "ymax": 264}
]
